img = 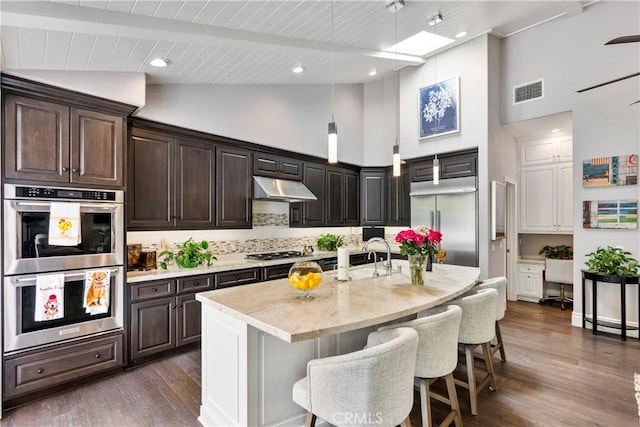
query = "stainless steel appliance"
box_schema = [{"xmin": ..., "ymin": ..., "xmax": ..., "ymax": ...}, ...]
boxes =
[
  {"xmin": 245, "ymin": 250, "xmax": 306, "ymax": 261},
  {"xmin": 3, "ymin": 266, "xmax": 124, "ymax": 352},
  {"xmin": 2, "ymin": 183, "xmax": 125, "ymax": 352},
  {"xmin": 3, "ymin": 184, "xmax": 124, "ymax": 275},
  {"xmin": 410, "ymin": 176, "xmax": 478, "ymax": 267}
]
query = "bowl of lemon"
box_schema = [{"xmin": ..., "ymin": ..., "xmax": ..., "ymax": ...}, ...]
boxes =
[{"xmin": 288, "ymin": 261, "xmax": 323, "ymax": 300}]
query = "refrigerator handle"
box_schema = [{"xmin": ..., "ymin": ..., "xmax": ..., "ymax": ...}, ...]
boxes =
[
  {"xmin": 436, "ymin": 210, "xmax": 441, "ymax": 231},
  {"xmin": 429, "ymin": 210, "xmax": 435, "ymax": 229}
]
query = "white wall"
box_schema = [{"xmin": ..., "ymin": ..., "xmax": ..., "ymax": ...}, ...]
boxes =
[
  {"xmin": 136, "ymin": 83, "xmax": 365, "ymax": 165},
  {"xmin": 502, "ymin": 1, "xmax": 640, "ymax": 333},
  {"xmin": 3, "ymin": 70, "xmax": 146, "ymax": 107},
  {"xmin": 487, "ymin": 35, "xmax": 518, "ymax": 279},
  {"xmin": 363, "ymin": 76, "xmax": 398, "ymax": 167},
  {"xmin": 399, "ymin": 35, "xmax": 491, "ymax": 276}
]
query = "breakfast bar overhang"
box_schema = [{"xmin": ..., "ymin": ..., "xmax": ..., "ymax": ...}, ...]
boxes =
[{"xmin": 195, "ymin": 263, "xmax": 480, "ymax": 426}]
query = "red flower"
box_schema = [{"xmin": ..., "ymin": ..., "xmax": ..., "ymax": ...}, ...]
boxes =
[{"xmin": 428, "ymin": 230, "xmax": 442, "ymax": 244}]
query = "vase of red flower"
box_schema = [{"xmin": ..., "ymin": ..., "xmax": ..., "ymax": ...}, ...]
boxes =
[{"xmin": 396, "ymin": 226, "xmax": 443, "ymax": 284}]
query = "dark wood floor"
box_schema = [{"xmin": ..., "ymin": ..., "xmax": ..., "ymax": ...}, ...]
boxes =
[{"xmin": 2, "ymin": 301, "xmax": 639, "ymax": 426}]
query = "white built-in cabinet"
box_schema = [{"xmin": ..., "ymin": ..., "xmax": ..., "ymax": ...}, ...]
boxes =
[
  {"xmin": 519, "ymin": 136, "xmax": 573, "ymax": 234},
  {"xmin": 517, "ymin": 262, "xmax": 544, "ymax": 301}
]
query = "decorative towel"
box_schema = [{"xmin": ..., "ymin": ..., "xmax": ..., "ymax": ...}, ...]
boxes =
[
  {"xmin": 34, "ymin": 273, "xmax": 65, "ymax": 322},
  {"xmin": 48, "ymin": 202, "xmax": 81, "ymax": 246},
  {"xmin": 84, "ymin": 269, "xmax": 111, "ymax": 315}
]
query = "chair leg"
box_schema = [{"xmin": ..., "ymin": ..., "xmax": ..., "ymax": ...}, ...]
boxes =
[
  {"xmin": 444, "ymin": 373, "xmax": 463, "ymax": 427},
  {"xmin": 495, "ymin": 321, "xmax": 507, "ymax": 362},
  {"xmin": 481, "ymin": 342, "xmax": 498, "ymax": 392},
  {"xmin": 418, "ymin": 377, "xmax": 432, "ymax": 427},
  {"xmin": 305, "ymin": 412, "xmax": 317, "ymax": 427},
  {"xmin": 464, "ymin": 344, "xmax": 478, "ymax": 415}
]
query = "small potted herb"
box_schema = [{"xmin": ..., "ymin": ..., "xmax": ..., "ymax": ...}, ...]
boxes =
[
  {"xmin": 584, "ymin": 246, "xmax": 639, "ymax": 277},
  {"xmin": 158, "ymin": 238, "xmax": 216, "ymax": 269},
  {"xmin": 316, "ymin": 234, "xmax": 345, "ymax": 251}
]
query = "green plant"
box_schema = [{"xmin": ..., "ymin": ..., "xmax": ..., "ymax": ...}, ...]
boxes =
[
  {"xmin": 316, "ymin": 234, "xmax": 344, "ymax": 251},
  {"xmin": 584, "ymin": 246, "xmax": 639, "ymax": 276},
  {"xmin": 159, "ymin": 238, "xmax": 216, "ymax": 269},
  {"xmin": 539, "ymin": 245, "xmax": 573, "ymax": 260}
]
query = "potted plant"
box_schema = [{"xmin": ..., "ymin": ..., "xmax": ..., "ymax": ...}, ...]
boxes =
[
  {"xmin": 158, "ymin": 238, "xmax": 216, "ymax": 269},
  {"xmin": 539, "ymin": 245, "xmax": 573, "ymax": 260},
  {"xmin": 584, "ymin": 246, "xmax": 639, "ymax": 277},
  {"xmin": 316, "ymin": 234, "xmax": 345, "ymax": 251}
]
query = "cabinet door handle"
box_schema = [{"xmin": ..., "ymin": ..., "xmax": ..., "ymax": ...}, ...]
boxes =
[
  {"xmin": 95, "ymin": 354, "xmax": 101, "ymax": 359},
  {"xmin": 151, "ymin": 288, "xmax": 157, "ymax": 292},
  {"xmin": 193, "ymin": 282, "xmax": 199, "ymax": 286},
  {"xmin": 72, "ymin": 168, "xmax": 79, "ymax": 173},
  {"xmin": 62, "ymin": 167, "xmax": 69, "ymax": 172},
  {"xmin": 36, "ymin": 368, "xmax": 43, "ymax": 374}
]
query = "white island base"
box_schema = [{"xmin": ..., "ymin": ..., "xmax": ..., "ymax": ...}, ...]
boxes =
[{"xmin": 196, "ymin": 263, "xmax": 480, "ymax": 426}]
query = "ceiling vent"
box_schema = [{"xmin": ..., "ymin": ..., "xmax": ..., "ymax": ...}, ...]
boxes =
[{"xmin": 514, "ymin": 79, "xmax": 544, "ymax": 105}]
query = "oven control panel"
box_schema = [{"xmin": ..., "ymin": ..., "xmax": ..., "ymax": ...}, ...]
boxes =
[{"xmin": 15, "ymin": 186, "xmax": 116, "ymax": 201}]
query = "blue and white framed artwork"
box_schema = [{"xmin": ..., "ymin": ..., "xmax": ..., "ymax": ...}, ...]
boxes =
[{"xmin": 419, "ymin": 76, "xmax": 460, "ymax": 139}]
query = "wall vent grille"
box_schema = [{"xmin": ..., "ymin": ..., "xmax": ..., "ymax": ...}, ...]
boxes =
[{"xmin": 514, "ymin": 79, "xmax": 544, "ymax": 104}]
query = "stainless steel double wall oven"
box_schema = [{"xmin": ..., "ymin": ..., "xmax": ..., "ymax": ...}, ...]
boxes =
[{"xmin": 3, "ymin": 184, "xmax": 125, "ymax": 352}]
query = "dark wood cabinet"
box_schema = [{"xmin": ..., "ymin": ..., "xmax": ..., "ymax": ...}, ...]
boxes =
[
  {"xmin": 254, "ymin": 153, "xmax": 302, "ymax": 180},
  {"xmin": 361, "ymin": 168, "xmax": 386, "ymax": 225},
  {"xmin": 349, "ymin": 253, "xmax": 368, "ymax": 266},
  {"xmin": 387, "ymin": 166, "xmax": 410, "ymax": 226},
  {"xmin": 4, "ymin": 94, "xmax": 124, "ymax": 187},
  {"xmin": 301, "ymin": 162, "xmax": 326, "ymax": 227},
  {"xmin": 344, "ymin": 171, "xmax": 360, "ymax": 225},
  {"xmin": 326, "ymin": 167, "xmax": 360, "ymax": 226},
  {"xmin": 127, "ymin": 128, "xmax": 215, "ymax": 230},
  {"xmin": 409, "ymin": 150, "xmax": 478, "ymax": 182},
  {"xmin": 128, "ymin": 275, "xmax": 212, "ymax": 364},
  {"xmin": 3, "ymin": 333, "xmax": 123, "ymax": 400},
  {"xmin": 263, "ymin": 263, "xmax": 295, "ymax": 281},
  {"xmin": 216, "ymin": 147, "xmax": 252, "ymax": 229}
]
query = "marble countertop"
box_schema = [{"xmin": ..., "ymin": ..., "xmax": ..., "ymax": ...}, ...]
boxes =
[
  {"xmin": 126, "ymin": 245, "xmax": 401, "ymax": 283},
  {"xmin": 517, "ymin": 257, "xmax": 546, "ymax": 266},
  {"xmin": 196, "ymin": 262, "xmax": 480, "ymax": 343}
]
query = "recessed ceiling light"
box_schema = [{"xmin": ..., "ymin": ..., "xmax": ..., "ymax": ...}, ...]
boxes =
[
  {"xmin": 369, "ymin": 70, "xmax": 377, "ymax": 76},
  {"xmin": 150, "ymin": 58, "xmax": 170, "ymax": 67},
  {"xmin": 292, "ymin": 66, "xmax": 304, "ymax": 74},
  {"xmin": 455, "ymin": 31, "xmax": 467, "ymax": 38},
  {"xmin": 551, "ymin": 128, "xmax": 560, "ymax": 133},
  {"xmin": 387, "ymin": 31, "xmax": 455, "ymax": 56},
  {"xmin": 428, "ymin": 13, "xmax": 443, "ymax": 26}
]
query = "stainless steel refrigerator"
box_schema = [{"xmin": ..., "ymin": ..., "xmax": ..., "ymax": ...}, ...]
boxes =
[{"xmin": 410, "ymin": 176, "xmax": 478, "ymax": 267}]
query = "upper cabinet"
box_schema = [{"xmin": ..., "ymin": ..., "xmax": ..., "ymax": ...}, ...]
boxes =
[
  {"xmin": 216, "ymin": 147, "xmax": 252, "ymax": 229},
  {"xmin": 254, "ymin": 153, "xmax": 302, "ymax": 181},
  {"xmin": 3, "ymin": 89, "xmax": 129, "ymax": 188},
  {"xmin": 326, "ymin": 167, "xmax": 360, "ymax": 226},
  {"xmin": 409, "ymin": 150, "xmax": 477, "ymax": 182},
  {"xmin": 127, "ymin": 128, "xmax": 215, "ymax": 230},
  {"xmin": 299, "ymin": 162, "xmax": 326, "ymax": 227},
  {"xmin": 518, "ymin": 137, "xmax": 573, "ymax": 234},
  {"xmin": 360, "ymin": 168, "xmax": 386, "ymax": 226},
  {"xmin": 386, "ymin": 166, "xmax": 410, "ymax": 226},
  {"xmin": 519, "ymin": 136, "xmax": 572, "ymax": 166}
]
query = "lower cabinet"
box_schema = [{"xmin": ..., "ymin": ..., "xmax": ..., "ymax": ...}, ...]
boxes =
[
  {"xmin": 129, "ymin": 274, "xmax": 213, "ymax": 363},
  {"xmin": 4, "ymin": 333, "xmax": 123, "ymax": 400},
  {"xmin": 215, "ymin": 267, "xmax": 262, "ymax": 288},
  {"xmin": 263, "ymin": 263, "xmax": 294, "ymax": 281},
  {"xmin": 517, "ymin": 263, "xmax": 544, "ymax": 301}
]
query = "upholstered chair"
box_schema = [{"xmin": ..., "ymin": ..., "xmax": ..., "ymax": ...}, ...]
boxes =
[
  {"xmin": 449, "ymin": 288, "xmax": 499, "ymax": 415},
  {"xmin": 475, "ymin": 276, "xmax": 508, "ymax": 362},
  {"xmin": 381, "ymin": 305, "xmax": 463, "ymax": 427},
  {"xmin": 292, "ymin": 327, "xmax": 419, "ymax": 427}
]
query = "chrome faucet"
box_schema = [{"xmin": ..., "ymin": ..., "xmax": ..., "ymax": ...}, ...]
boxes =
[
  {"xmin": 367, "ymin": 251, "xmax": 380, "ymax": 277},
  {"xmin": 362, "ymin": 237, "xmax": 393, "ymax": 275}
]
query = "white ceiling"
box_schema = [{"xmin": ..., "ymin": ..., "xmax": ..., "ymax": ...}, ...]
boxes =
[{"xmin": 0, "ymin": 0, "xmax": 589, "ymax": 85}]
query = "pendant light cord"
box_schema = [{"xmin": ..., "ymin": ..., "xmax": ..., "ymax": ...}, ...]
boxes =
[
  {"xmin": 331, "ymin": 0, "xmax": 335, "ymax": 121},
  {"xmin": 395, "ymin": 5, "xmax": 399, "ymax": 146}
]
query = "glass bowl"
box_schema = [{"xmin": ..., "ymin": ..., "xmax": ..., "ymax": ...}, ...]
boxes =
[{"xmin": 288, "ymin": 261, "xmax": 323, "ymax": 300}]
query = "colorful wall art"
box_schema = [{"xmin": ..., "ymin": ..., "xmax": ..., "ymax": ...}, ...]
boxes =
[
  {"xmin": 582, "ymin": 199, "xmax": 638, "ymax": 229},
  {"xmin": 582, "ymin": 154, "xmax": 638, "ymax": 187},
  {"xmin": 419, "ymin": 76, "xmax": 460, "ymax": 139}
]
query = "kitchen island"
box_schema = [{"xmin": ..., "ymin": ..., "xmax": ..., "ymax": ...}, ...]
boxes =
[{"xmin": 195, "ymin": 262, "xmax": 480, "ymax": 427}]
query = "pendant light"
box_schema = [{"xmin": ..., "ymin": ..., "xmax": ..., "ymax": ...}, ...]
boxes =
[
  {"xmin": 432, "ymin": 14, "xmax": 440, "ymax": 184},
  {"xmin": 327, "ymin": 0, "xmax": 338, "ymax": 164},
  {"xmin": 391, "ymin": 3, "xmax": 401, "ymax": 177}
]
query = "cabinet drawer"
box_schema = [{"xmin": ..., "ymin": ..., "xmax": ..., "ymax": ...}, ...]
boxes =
[
  {"xmin": 130, "ymin": 279, "xmax": 176, "ymax": 301},
  {"xmin": 216, "ymin": 268, "xmax": 261, "ymax": 289},
  {"xmin": 519, "ymin": 264, "xmax": 541, "ymax": 274},
  {"xmin": 264, "ymin": 263, "xmax": 294, "ymax": 281},
  {"xmin": 4, "ymin": 334, "xmax": 123, "ymax": 398},
  {"xmin": 177, "ymin": 274, "xmax": 213, "ymax": 294}
]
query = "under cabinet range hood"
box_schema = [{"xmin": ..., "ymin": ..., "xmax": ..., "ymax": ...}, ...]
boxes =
[{"xmin": 253, "ymin": 176, "xmax": 317, "ymax": 202}]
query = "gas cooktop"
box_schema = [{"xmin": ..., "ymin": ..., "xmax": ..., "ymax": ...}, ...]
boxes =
[{"xmin": 245, "ymin": 251, "xmax": 307, "ymax": 261}]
